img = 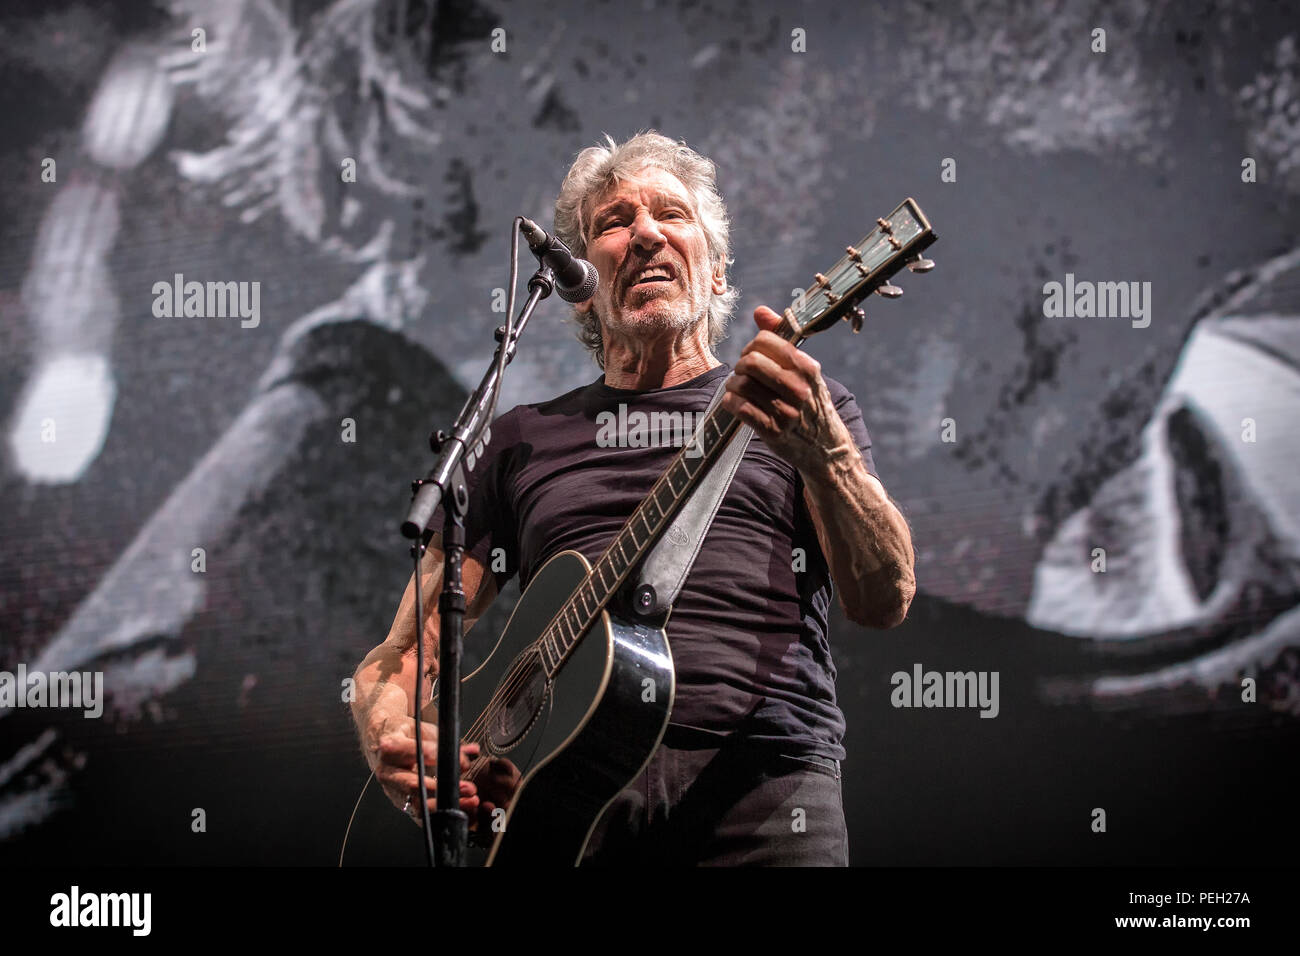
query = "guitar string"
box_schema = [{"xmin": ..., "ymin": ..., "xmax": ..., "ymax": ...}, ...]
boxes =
[
  {"xmin": 450, "ymin": 301, "xmax": 804, "ymax": 781},
  {"xmin": 443, "ymin": 216, "xmax": 918, "ymax": 793},
  {"xmin": 433, "ymin": 303, "xmax": 819, "ymax": 796},
  {"xmin": 440, "ymin": 411, "xmax": 728, "ymax": 782},
  {"xmin": 458, "ymin": 406, "xmax": 743, "ymax": 749},
  {"xmin": 452, "ymin": 224, "xmax": 914, "ymax": 782},
  {"xmin": 449, "ymin": 244, "xmax": 923, "ymax": 801},
  {"xmin": 446, "ymin": 362, "xmax": 781, "ymax": 807},
  {"xmin": 406, "ymin": 217, "xmax": 925, "ymax": 814}
]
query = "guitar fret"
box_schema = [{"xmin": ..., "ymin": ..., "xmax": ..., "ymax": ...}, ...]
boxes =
[
  {"xmin": 652, "ymin": 486, "xmax": 671, "ymax": 518},
  {"xmin": 686, "ymin": 428, "xmax": 706, "ymax": 459},
  {"xmin": 540, "ymin": 632, "xmax": 555, "ymax": 672}
]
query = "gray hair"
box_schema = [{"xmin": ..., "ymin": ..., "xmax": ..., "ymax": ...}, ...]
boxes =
[{"xmin": 553, "ymin": 130, "xmax": 739, "ymax": 366}]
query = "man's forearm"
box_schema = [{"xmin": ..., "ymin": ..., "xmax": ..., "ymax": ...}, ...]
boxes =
[
  {"xmin": 801, "ymin": 443, "xmax": 916, "ymax": 629},
  {"xmin": 350, "ymin": 542, "xmax": 452, "ymax": 765},
  {"xmin": 721, "ymin": 309, "xmax": 916, "ymax": 627},
  {"xmin": 350, "ymin": 645, "xmax": 428, "ymax": 770},
  {"xmin": 351, "ymin": 541, "xmax": 498, "ymax": 770}
]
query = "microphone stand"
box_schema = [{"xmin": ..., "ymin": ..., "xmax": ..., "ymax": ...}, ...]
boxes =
[{"xmin": 400, "ymin": 262, "xmax": 556, "ymax": 866}]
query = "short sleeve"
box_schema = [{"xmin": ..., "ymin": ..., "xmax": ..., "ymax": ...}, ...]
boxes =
[
  {"xmin": 428, "ymin": 408, "xmax": 521, "ymax": 591},
  {"xmin": 825, "ymin": 376, "xmax": 877, "ymax": 478}
]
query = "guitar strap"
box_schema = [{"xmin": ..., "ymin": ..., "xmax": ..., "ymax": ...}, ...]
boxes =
[{"xmin": 629, "ymin": 374, "xmax": 753, "ymax": 617}]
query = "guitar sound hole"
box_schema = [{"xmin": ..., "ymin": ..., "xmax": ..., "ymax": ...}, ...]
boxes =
[{"xmin": 488, "ymin": 650, "xmax": 549, "ymax": 750}]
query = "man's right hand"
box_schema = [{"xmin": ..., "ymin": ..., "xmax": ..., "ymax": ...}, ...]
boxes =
[
  {"xmin": 369, "ymin": 714, "xmax": 483, "ymax": 822},
  {"xmin": 351, "ymin": 540, "xmax": 502, "ymax": 826}
]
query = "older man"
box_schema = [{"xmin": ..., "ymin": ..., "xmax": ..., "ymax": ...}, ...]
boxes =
[{"xmin": 351, "ymin": 131, "xmax": 915, "ymax": 866}]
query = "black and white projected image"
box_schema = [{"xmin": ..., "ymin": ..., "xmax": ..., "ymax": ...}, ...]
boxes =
[{"xmin": 0, "ymin": 0, "xmax": 1297, "ymax": 866}]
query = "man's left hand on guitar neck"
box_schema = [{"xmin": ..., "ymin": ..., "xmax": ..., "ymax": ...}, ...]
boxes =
[{"xmin": 722, "ymin": 305, "xmax": 917, "ymax": 630}]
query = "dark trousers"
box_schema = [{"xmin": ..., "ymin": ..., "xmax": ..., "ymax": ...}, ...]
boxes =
[{"xmin": 580, "ymin": 736, "xmax": 849, "ymax": 867}]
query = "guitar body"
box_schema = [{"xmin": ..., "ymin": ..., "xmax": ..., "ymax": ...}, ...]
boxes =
[{"xmin": 342, "ymin": 549, "xmax": 675, "ymax": 866}]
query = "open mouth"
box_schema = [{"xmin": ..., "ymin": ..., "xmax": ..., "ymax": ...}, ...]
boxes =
[{"xmin": 627, "ymin": 264, "xmax": 677, "ymax": 290}]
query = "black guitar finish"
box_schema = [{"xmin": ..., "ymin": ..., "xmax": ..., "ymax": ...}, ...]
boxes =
[
  {"xmin": 480, "ymin": 551, "xmax": 676, "ymax": 866},
  {"xmin": 342, "ymin": 549, "xmax": 675, "ymax": 866}
]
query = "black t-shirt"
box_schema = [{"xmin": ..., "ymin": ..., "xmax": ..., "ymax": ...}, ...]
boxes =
[{"xmin": 443, "ymin": 362, "xmax": 876, "ymax": 761}]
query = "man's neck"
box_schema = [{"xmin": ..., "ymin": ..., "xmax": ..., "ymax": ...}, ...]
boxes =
[{"xmin": 601, "ymin": 323, "xmax": 721, "ymax": 391}]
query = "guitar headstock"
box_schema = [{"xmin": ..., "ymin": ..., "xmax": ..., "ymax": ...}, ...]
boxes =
[{"xmin": 786, "ymin": 198, "xmax": 936, "ymax": 339}]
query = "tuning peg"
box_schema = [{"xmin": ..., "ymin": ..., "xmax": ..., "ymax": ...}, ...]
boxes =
[
  {"xmin": 875, "ymin": 283, "xmax": 904, "ymax": 299},
  {"xmin": 846, "ymin": 305, "xmax": 865, "ymax": 333},
  {"xmin": 906, "ymin": 255, "xmax": 935, "ymax": 273}
]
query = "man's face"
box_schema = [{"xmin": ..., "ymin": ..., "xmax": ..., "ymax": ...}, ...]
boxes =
[{"xmin": 576, "ymin": 164, "xmax": 726, "ymax": 345}]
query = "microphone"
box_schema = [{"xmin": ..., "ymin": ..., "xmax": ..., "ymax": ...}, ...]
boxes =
[{"xmin": 518, "ymin": 218, "xmax": 599, "ymax": 303}]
